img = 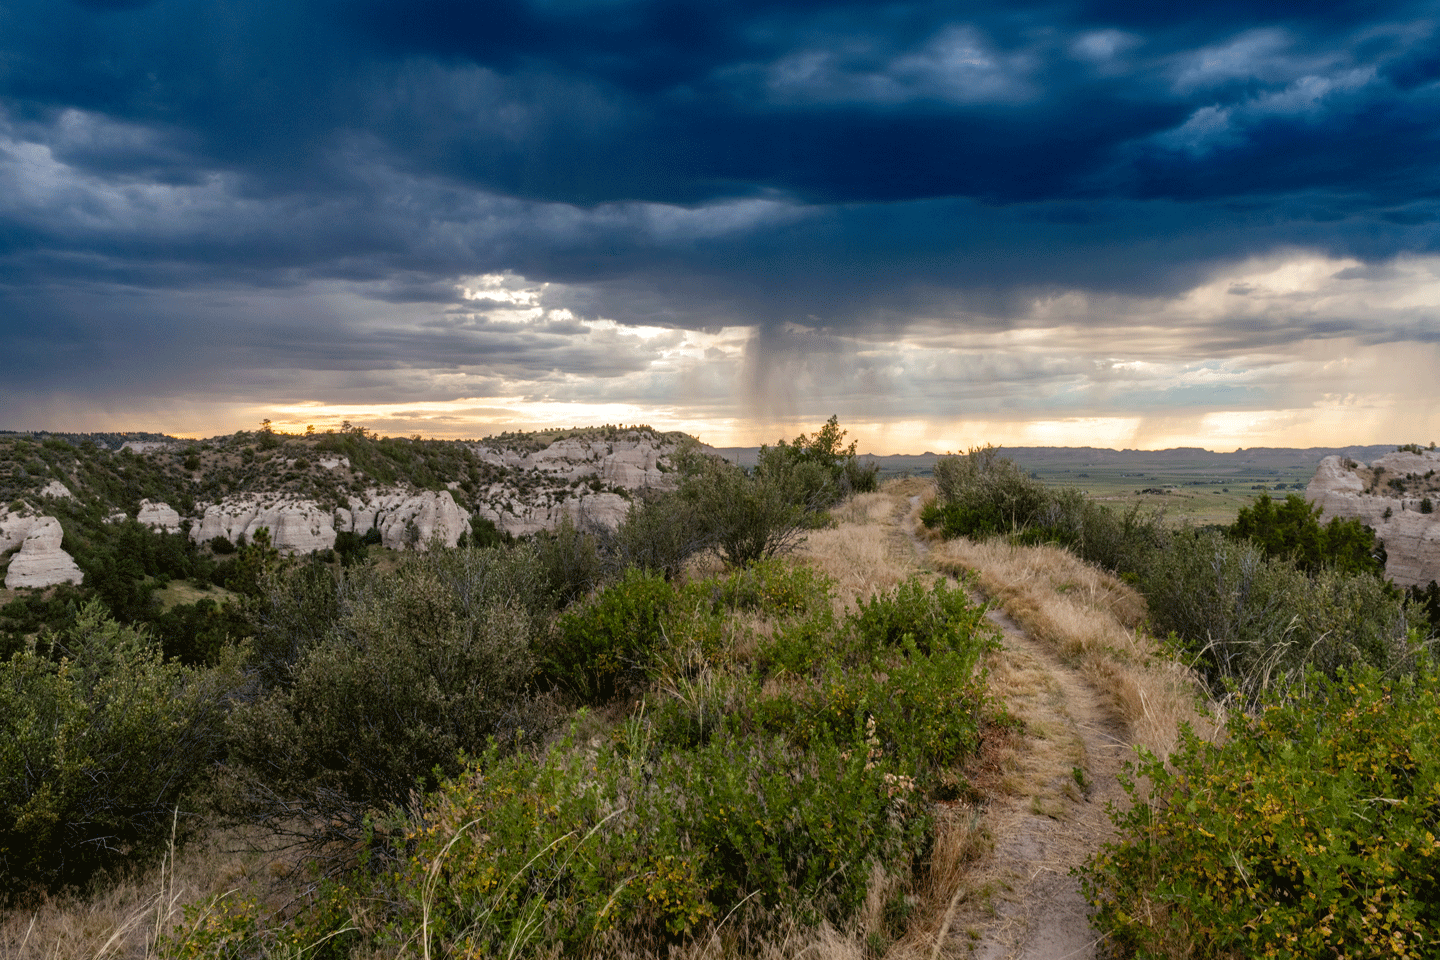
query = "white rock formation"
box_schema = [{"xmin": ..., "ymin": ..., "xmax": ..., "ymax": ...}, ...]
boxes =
[
  {"xmin": 1307, "ymin": 451, "xmax": 1440, "ymax": 587},
  {"xmin": 472, "ymin": 492, "xmax": 631, "ymax": 537},
  {"xmin": 470, "ymin": 433, "xmax": 678, "ymax": 491},
  {"xmin": 1, "ymin": 512, "xmax": 84, "ymax": 589},
  {"xmin": 191, "ymin": 495, "xmax": 338, "ymax": 555},
  {"xmin": 39, "ymin": 480, "xmax": 75, "ymax": 500},
  {"xmin": 467, "ymin": 430, "xmax": 678, "ymax": 536},
  {"xmin": 0, "ymin": 509, "xmax": 37, "ymax": 554},
  {"xmin": 317, "ymin": 455, "xmax": 349, "ymax": 471},
  {"xmin": 335, "ymin": 490, "xmax": 470, "ymax": 550},
  {"xmin": 189, "ymin": 489, "xmax": 470, "ymax": 554},
  {"xmin": 137, "ymin": 499, "xmax": 182, "ymax": 533}
]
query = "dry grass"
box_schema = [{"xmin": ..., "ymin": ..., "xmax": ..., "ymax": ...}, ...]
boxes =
[
  {"xmin": 828, "ymin": 491, "xmax": 905, "ymax": 527},
  {"xmin": 0, "ymin": 827, "xmax": 293, "ymax": 960},
  {"xmin": 796, "ymin": 487, "xmax": 923, "ymax": 613},
  {"xmin": 929, "ymin": 536, "xmax": 1218, "ymax": 761}
]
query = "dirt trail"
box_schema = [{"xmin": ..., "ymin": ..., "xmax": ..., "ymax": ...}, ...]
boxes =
[{"xmin": 904, "ymin": 500, "xmax": 1130, "ymax": 959}]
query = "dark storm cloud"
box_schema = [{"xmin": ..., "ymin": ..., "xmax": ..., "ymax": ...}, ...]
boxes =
[{"xmin": 3, "ymin": 0, "xmax": 1440, "ymax": 412}]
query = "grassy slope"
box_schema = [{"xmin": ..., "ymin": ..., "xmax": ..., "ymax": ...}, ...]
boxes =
[{"xmin": 0, "ymin": 483, "xmax": 1212, "ymax": 960}]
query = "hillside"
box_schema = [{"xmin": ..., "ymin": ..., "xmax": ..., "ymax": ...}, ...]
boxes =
[{"xmin": 0, "ymin": 425, "xmax": 691, "ymax": 589}]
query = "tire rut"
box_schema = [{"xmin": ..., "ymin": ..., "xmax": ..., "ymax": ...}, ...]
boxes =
[{"xmin": 903, "ymin": 499, "xmax": 1130, "ymax": 959}]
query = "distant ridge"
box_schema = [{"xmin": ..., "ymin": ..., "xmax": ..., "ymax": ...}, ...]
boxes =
[{"xmin": 712, "ymin": 445, "xmax": 1405, "ymax": 473}]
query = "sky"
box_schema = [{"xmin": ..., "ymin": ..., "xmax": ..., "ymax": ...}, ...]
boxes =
[{"xmin": 2, "ymin": 1, "xmax": 1440, "ymax": 452}]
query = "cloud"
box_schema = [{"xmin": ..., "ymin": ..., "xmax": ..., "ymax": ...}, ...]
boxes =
[{"xmin": 2, "ymin": 1, "xmax": 1440, "ymax": 447}]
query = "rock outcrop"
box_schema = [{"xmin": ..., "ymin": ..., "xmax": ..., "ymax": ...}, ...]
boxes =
[
  {"xmin": 137, "ymin": 499, "xmax": 183, "ymax": 533},
  {"xmin": 335, "ymin": 490, "xmax": 470, "ymax": 550},
  {"xmin": 39, "ymin": 480, "xmax": 75, "ymax": 500},
  {"xmin": 1, "ymin": 511, "xmax": 84, "ymax": 589},
  {"xmin": 191, "ymin": 495, "xmax": 338, "ymax": 554},
  {"xmin": 471, "ymin": 434, "xmax": 677, "ymax": 490},
  {"xmin": 189, "ymin": 489, "xmax": 471, "ymax": 554},
  {"xmin": 1307, "ymin": 451, "xmax": 1440, "ymax": 587},
  {"xmin": 472, "ymin": 491, "xmax": 631, "ymax": 538},
  {"xmin": 468, "ymin": 431, "xmax": 677, "ymax": 536}
]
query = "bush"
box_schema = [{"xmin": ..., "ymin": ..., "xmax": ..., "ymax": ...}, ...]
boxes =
[
  {"xmin": 0, "ymin": 603, "xmax": 242, "ymax": 901},
  {"xmin": 925, "ymin": 445, "xmax": 1052, "ymax": 538},
  {"xmin": 219, "ymin": 545, "xmax": 554, "ymax": 858},
  {"xmin": 678, "ymin": 456, "xmax": 813, "ymax": 568},
  {"xmin": 1139, "ymin": 528, "xmax": 1416, "ymax": 702},
  {"xmin": 1083, "ymin": 663, "xmax": 1440, "ymax": 958},
  {"xmin": 608, "ymin": 491, "xmax": 711, "ymax": 581},
  {"xmin": 332, "ymin": 529, "xmax": 368, "ymax": 566},
  {"xmin": 851, "ymin": 574, "xmax": 992, "ymax": 656},
  {"xmin": 755, "ymin": 415, "xmax": 879, "ymax": 504},
  {"xmin": 177, "ymin": 563, "xmax": 1000, "ymax": 958},
  {"xmin": 534, "ymin": 513, "xmax": 607, "ymax": 606},
  {"xmin": 547, "ymin": 567, "xmax": 675, "ymax": 704},
  {"xmin": 1230, "ymin": 493, "xmax": 1386, "ymax": 576}
]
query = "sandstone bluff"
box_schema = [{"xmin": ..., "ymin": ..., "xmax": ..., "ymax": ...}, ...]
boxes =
[
  {"xmin": 1306, "ymin": 448, "xmax": 1440, "ymax": 587},
  {"xmin": 0, "ymin": 427, "xmax": 688, "ymax": 589}
]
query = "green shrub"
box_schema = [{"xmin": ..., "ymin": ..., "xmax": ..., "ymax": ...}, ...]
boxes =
[
  {"xmin": 755, "ymin": 415, "xmax": 878, "ymax": 504},
  {"xmin": 1408, "ymin": 580, "xmax": 1440, "ymax": 636},
  {"xmin": 929, "ymin": 445, "xmax": 1051, "ymax": 533},
  {"xmin": 220, "ymin": 712, "xmax": 934, "ymax": 957},
  {"xmin": 246, "ymin": 558, "xmax": 343, "ymax": 688},
  {"xmin": 851, "ymin": 574, "xmax": 991, "ymax": 655},
  {"xmin": 220, "ymin": 546, "xmax": 553, "ymax": 856},
  {"xmin": 1139, "ymin": 528, "xmax": 1416, "ymax": 702},
  {"xmin": 709, "ymin": 556, "xmax": 832, "ymax": 617},
  {"xmin": 547, "ymin": 567, "xmax": 675, "ymax": 704},
  {"xmin": 1230, "ymin": 493, "xmax": 1386, "ymax": 576},
  {"xmin": 331, "ymin": 529, "xmax": 368, "ymax": 566},
  {"xmin": 0, "ymin": 603, "xmax": 242, "ymax": 900},
  {"xmin": 1083, "ymin": 663, "xmax": 1440, "ymax": 958},
  {"xmin": 534, "ymin": 513, "xmax": 607, "ymax": 606},
  {"xmin": 678, "ymin": 456, "xmax": 812, "ymax": 568},
  {"xmin": 194, "ymin": 560, "xmax": 1002, "ymax": 958},
  {"xmin": 609, "ymin": 492, "xmax": 711, "ymax": 580}
]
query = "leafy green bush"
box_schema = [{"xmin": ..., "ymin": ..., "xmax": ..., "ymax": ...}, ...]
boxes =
[
  {"xmin": 677, "ymin": 455, "xmax": 813, "ymax": 568},
  {"xmin": 1408, "ymin": 580, "xmax": 1440, "ymax": 636},
  {"xmin": 547, "ymin": 567, "xmax": 674, "ymax": 704},
  {"xmin": 927, "ymin": 445, "xmax": 1051, "ymax": 537},
  {"xmin": 1083, "ymin": 663, "xmax": 1440, "ymax": 958},
  {"xmin": 220, "ymin": 545, "xmax": 554, "ymax": 857},
  {"xmin": 0, "ymin": 603, "xmax": 242, "ymax": 901},
  {"xmin": 1139, "ymin": 528, "xmax": 1417, "ymax": 701},
  {"xmin": 609, "ymin": 491, "xmax": 711, "ymax": 580},
  {"xmin": 194, "ymin": 562, "xmax": 1000, "ymax": 958},
  {"xmin": 534, "ymin": 513, "xmax": 607, "ymax": 606},
  {"xmin": 755, "ymin": 415, "xmax": 879, "ymax": 504},
  {"xmin": 709, "ymin": 556, "xmax": 831, "ymax": 617},
  {"xmin": 851, "ymin": 574, "xmax": 991, "ymax": 655}
]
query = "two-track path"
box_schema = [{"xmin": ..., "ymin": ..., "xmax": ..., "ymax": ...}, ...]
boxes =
[{"xmin": 903, "ymin": 502, "xmax": 1132, "ymax": 959}]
